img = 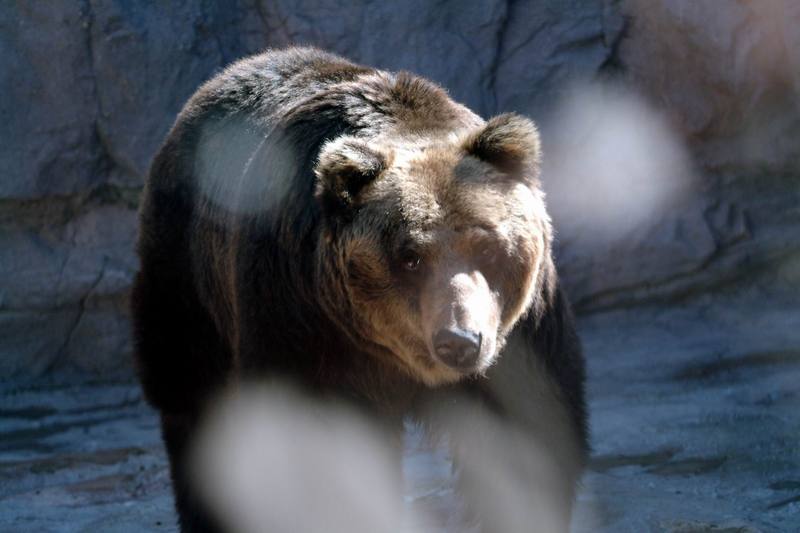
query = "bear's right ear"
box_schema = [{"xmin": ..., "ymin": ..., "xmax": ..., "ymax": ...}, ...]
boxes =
[
  {"xmin": 314, "ymin": 137, "xmax": 387, "ymax": 214},
  {"xmin": 462, "ymin": 113, "xmax": 541, "ymax": 179}
]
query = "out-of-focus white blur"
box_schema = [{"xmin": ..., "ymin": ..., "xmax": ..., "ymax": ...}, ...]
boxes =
[
  {"xmin": 424, "ymin": 401, "xmax": 574, "ymax": 533},
  {"xmin": 542, "ymin": 83, "xmax": 694, "ymax": 246},
  {"xmin": 191, "ymin": 385, "xmax": 403, "ymax": 533},
  {"xmin": 192, "ymin": 383, "xmax": 581, "ymax": 533},
  {"xmin": 195, "ymin": 120, "xmax": 300, "ymax": 217}
]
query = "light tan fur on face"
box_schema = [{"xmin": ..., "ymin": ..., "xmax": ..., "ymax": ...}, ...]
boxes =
[
  {"xmin": 419, "ymin": 268, "xmax": 500, "ymax": 371},
  {"xmin": 317, "ymin": 115, "xmax": 550, "ymax": 387}
]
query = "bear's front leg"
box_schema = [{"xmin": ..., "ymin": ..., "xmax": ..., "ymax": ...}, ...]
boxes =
[
  {"xmin": 419, "ymin": 332, "xmax": 586, "ymax": 532},
  {"xmin": 161, "ymin": 412, "xmax": 225, "ymax": 533}
]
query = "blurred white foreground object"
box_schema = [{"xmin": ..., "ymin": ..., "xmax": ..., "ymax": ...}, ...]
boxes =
[
  {"xmin": 192, "ymin": 385, "xmax": 403, "ymax": 533},
  {"xmin": 543, "ymin": 83, "xmax": 693, "ymax": 245}
]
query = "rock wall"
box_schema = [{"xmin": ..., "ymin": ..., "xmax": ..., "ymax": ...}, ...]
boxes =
[
  {"xmin": 558, "ymin": 0, "xmax": 800, "ymax": 312},
  {"xmin": 0, "ymin": 1, "xmax": 266, "ymax": 377},
  {"xmin": 0, "ymin": 0, "xmax": 797, "ymax": 379}
]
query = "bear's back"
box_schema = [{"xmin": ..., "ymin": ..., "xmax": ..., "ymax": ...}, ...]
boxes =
[{"xmin": 185, "ymin": 48, "xmax": 373, "ymax": 128}]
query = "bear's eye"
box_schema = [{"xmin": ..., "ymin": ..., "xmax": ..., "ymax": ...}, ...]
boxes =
[{"xmin": 401, "ymin": 250, "xmax": 422, "ymax": 272}]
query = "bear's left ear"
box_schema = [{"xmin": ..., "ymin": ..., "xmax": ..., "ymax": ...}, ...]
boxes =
[
  {"xmin": 462, "ymin": 113, "xmax": 541, "ymax": 178},
  {"xmin": 314, "ymin": 137, "xmax": 387, "ymax": 214}
]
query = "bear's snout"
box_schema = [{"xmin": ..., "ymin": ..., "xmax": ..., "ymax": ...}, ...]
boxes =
[
  {"xmin": 433, "ymin": 327, "xmax": 482, "ymax": 370},
  {"xmin": 421, "ymin": 269, "xmax": 500, "ymax": 374}
]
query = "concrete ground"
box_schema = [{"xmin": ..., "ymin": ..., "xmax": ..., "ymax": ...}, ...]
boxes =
[{"xmin": 1, "ymin": 282, "xmax": 799, "ymax": 532}]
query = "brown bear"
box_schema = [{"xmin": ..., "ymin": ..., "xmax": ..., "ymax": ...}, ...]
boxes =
[{"xmin": 132, "ymin": 47, "xmax": 588, "ymax": 532}]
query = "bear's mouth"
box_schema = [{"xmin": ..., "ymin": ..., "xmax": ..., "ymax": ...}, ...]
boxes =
[
  {"xmin": 416, "ymin": 340, "xmax": 497, "ymax": 384},
  {"xmin": 378, "ymin": 333, "xmax": 494, "ymax": 386},
  {"xmin": 384, "ymin": 339, "xmax": 467, "ymax": 386}
]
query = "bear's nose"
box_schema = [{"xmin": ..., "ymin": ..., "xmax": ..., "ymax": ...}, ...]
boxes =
[{"xmin": 433, "ymin": 328, "xmax": 482, "ymax": 370}]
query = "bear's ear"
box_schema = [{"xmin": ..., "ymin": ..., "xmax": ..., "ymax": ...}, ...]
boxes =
[
  {"xmin": 462, "ymin": 113, "xmax": 541, "ymax": 178},
  {"xmin": 314, "ymin": 137, "xmax": 387, "ymax": 213}
]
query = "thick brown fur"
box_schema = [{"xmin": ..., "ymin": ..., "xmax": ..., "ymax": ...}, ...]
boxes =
[{"xmin": 132, "ymin": 47, "xmax": 587, "ymax": 532}]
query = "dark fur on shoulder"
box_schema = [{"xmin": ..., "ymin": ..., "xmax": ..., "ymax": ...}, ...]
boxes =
[{"xmin": 132, "ymin": 47, "xmax": 587, "ymax": 533}]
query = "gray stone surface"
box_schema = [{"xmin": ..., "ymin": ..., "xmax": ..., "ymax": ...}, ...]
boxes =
[
  {"xmin": 620, "ymin": 0, "xmax": 800, "ymax": 172},
  {"xmin": 0, "ymin": 382, "xmax": 173, "ymax": 532},
  {"xmin": 0, "ymin": 3, "xmax": 100, "ymax": 199},
  {"xmin": 574, "ymin": 293, "xmax": 800, "ymax": 531},
  {"xmin": 0, "ymin": 188, "xmax": 139, "ymax": 378}
]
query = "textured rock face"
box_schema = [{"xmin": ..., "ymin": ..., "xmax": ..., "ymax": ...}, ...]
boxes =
[
  {"xmin": 0, "ymin": 187, "xmax": 139, "ymax": 377},
  {"xmin": 621, "ymin": 0, "xmax": 800, "ymax": 172},
  {"xmin": 0, "ymin": 1, "xmax": 265, "ymax": 378},
  {"xmin": 0, "ymin": 0, "xmax": 798, "ymax": 380},
  {"xmin": 553, "ymin": 0, "xmax": 800, "ymax": 313}
]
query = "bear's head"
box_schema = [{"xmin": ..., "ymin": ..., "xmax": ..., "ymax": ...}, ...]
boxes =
[{"xmin": 314, "ymin": 114, "xmax": 555, "ymax": 386}]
